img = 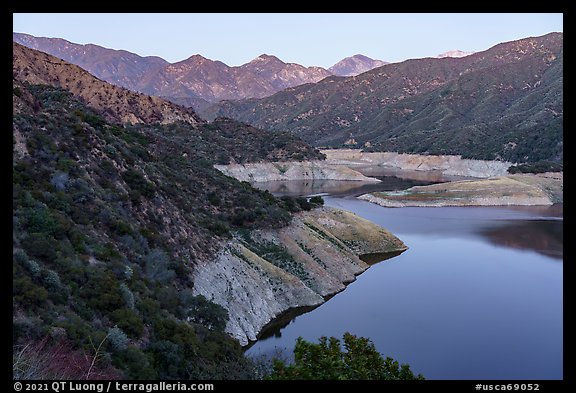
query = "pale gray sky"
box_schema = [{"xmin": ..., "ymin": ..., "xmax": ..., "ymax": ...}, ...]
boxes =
[{"xmin": 13, "ymin": 13, "xmax": 563, "ymax": 67}]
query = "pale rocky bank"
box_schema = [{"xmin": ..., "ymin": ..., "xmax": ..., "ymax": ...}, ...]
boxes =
[
  {"xmin": 192, "ymin": 207, "xmax": 407, "ymax": 345},
  {"xmin": 322, "ymin": 149, "xmax": 512, "ymax": 178},
  {"xmin": 359, "ymin": 173, "xmax": 563, "ymax": 207},
  {"xmin": 214, "ymin": 160, "xmax": 380, "ymax": 183}
]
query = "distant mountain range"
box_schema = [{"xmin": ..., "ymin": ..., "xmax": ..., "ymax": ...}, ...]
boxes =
[
  {"xmin": 206, "ymin": 33, "xmax": 563, "ymax": 163},
  {"xmin": 13, "ymin": 33, "xmax": 387, "ymax": 111}
]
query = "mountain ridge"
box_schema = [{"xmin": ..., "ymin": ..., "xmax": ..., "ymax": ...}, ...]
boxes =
[
  {"xmin": 13, "ymin": 32, "xmax": 388, "ymax": 111},
  {"xmin": 205, "ymin": 32, "xmax": 563, "ymax": 164}
]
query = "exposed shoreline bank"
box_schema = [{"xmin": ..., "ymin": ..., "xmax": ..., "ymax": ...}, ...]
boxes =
[
  {"xmin": 322, "ymin": 149, "xmax": 512, "ymax": 178},
  {"xmin": 358, "ymin": 173, "xmax": 563, "ymax": 207},
  {"xmin": 214, "ymin": 160, "xmax": 381, "ymax": 183}
]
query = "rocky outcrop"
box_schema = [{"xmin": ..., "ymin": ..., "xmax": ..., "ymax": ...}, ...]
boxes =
[
  {"xmin": 359, "ymin": 173, "xmax": 563, "ymax": 207},
  {"xmin": 192, "ymin": 207, "xmax": 407, "ymax": 345},
  {"xmin": 323, "ymin": 149, "xmax": 512, "ymax": 178},
  {"xmin": 214, "ymin": 160, "xmax": 381, "ymax": 183}
]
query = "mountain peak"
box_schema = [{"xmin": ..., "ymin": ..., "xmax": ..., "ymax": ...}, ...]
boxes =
[
  {"xmin": 436, "ymin": 50, "xmax": 474, "ymax": 59},
  {"xmin": 251, "ymin": 54, "xmax": 284, "ymax": 64},
  {"xmin": 329, "ymin": 54, "xmax": 388, "ymax": 77}
]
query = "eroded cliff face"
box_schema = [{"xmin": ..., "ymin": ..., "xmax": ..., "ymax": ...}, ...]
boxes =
[
  {"xmin": 192, "ymin": 208, "xmax": 407, "ymax": 345},
  {"xmin": 322, "ymin": 149, "xmax": 512, "ymax": 178},
  {"xmin": 214, "ymin": 161, "xmax": 381, "ymax": 183}
]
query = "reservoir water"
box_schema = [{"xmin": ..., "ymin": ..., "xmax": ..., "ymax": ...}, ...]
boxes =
[{"xmin": 247, "ymin": 171, "xmax": 563, "ymax": 380}]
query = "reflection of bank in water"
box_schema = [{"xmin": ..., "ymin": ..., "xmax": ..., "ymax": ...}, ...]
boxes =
[
  {"xmin": 244, "ymin": 248, "xmax": 406, "ymax": 350},
  {"xmin": 479, "ymin": 218, "xmax": 563, "ymax": 260}
]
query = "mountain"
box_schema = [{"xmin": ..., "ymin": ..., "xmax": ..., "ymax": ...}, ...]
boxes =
[
  {"xmin": 435, "ymin": 50, "xmax": 474, "ymax": 58},
  {"xmin": 13, "ymin": 43, "xmax": 326, "ymax": 379},
  {"xmin": 328, "ymin": 54, "xmax": 388, "ymax": 76},
  {"xmin": 13, "ymin": 33, "xmax": 333, "ymax": 110},
  {"xmin": 135, "ymin": 53, "xmax": 332, "ymax": 103},
  {"xmin": 13, "ymin": 32, "xmax": 168, "ymax": 90},
  {"xmin": 13, "ymin": 42, "xmax": 201, "ymax": 126},
  {"xmin": 205, "ymin": 33, "xmax": 563, "ymax": 163}
]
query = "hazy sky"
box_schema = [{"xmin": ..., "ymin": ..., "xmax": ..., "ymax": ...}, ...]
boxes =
[{"xmin": 13, "ymin": 13, "xmax": 563, "ymax": 68}]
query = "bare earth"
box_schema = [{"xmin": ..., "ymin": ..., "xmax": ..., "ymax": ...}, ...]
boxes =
[{"xmin": 359, "ymin": 173, "xmax": 563, "ymax": 207}]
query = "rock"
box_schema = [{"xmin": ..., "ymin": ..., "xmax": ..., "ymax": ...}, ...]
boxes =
[
  {"xmin": 322, "ymin": 149, "xmax": 512, "ymax": 178},
  {"xmin": 192, "ymin": 207, "xmax": 407, "ymax": 345},
  {"xmin": 214, "ymin": 160, "xmax": 381, "ymax": 183}
]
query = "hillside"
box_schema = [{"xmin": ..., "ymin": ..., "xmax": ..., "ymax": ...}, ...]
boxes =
[
  {"xmin": 205, "ymin": 33, "xmax": 563, "ymax": 163},
  {"xmin": 13, "ymin": 45, "xmax": 326, "ymax": 379},
  {"xmin": 13, "ymin": 42, "xmax": 201, "ymax": 126}
]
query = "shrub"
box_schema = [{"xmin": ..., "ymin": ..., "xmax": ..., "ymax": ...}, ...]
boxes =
[
  {"xmin": 309, "ymin": 196, "xmax": 325, "ymax": 207},
  {"xmin": 119, "ymin": 283, "xmax": 135, "ymax": 309},
  {"xmin": 122, "ymin": 169, "xmax": 155, "ymax": 199},
  {"xmin": 268, "ymin": 332, "xmax": 424, "ymax": 380},
  {"xmin": 21, "ymin": 233, "xmax": 58, "ymax": 262},
  {"xmin": 107, "ymin": 327, "xmax": 128, "ymax": 352},
  {"xmin": 109, "ymin": 309, "xmax": 144, "ymax": 338},
  {"xmin": 112, "ymin": 346, "xmax": 157, "ymax": 380},
  {"xmin": 41, "ymin": 269, "xmax": 62, "ymax": 290},
  {"xmin": 144, "ymin": 248, "xmax": 176, "ymax": 284},
  {"xmin": 14, "ymin": 250, "xmax": 41, "ymax": 278},
  {"xmin": 181, "ymin": 292, "xmax": 229, "ymax": 332}
]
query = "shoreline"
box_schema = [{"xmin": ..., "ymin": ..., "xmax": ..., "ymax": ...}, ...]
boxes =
[{"xmin": 358, "ymin": 173, "xmax": 563, "ymax": 208}]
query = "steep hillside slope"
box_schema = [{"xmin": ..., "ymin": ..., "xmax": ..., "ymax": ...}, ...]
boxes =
[{"xmin": 13, "ymin": 42, "xmax": 201, "ymax": 125}]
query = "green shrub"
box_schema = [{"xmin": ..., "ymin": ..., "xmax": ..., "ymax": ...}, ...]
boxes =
[
  {"xmin": 268, "ymin": 333, "xmax": 424, "ymax": 380},
  {"xmin": 112, "ymin": 346, "xmax": 157, "ymax": 380},
  {"xmin": 21, "ymin": 233, "xmax": 58, "ymax": 262},
  {"xmin": 107, "ymin": 326, "xmax": 128, "ymax": 352},
  {"xmin": 309, "ymin": 196, "xmax": 325, "ymax": 207},
  {"xmin": 109, "ymin": 309, "xmax": 144, "ymax": 338},
  {"xmin": 181, "ymin": 293, "xmax": 229, "ymax": 332}
]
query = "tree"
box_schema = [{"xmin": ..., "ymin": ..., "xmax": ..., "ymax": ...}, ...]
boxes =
[{"xmin": 268, "ymin": 332, "xmax": 424, "ymax": 380}]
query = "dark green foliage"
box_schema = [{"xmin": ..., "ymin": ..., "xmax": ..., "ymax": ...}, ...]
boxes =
[
  {"xmin": 309, "ymin": 196, "xmax": 325, "ymax": 207},
  {"xmin": 279, "ymin": 195, "xmax": 324, "ymax": 213},
  {"xmin": 508, "ymin": 160, "xmax": 563, "ymax": 174},
  {"xmin": 181, "ymin": 293, "xmax": 229, "ymax": 332},
  {"xmin": 113, "ymin": 346, "xmax": 158, "ymax": 380},
  {"xmin": 109, "ymin": 309, "xmax": 144, "ymax": 338},
  {"xmin": 269, "ymin": 333, "xmax": 424, "ymax": 380},
  {"xmin": 121, "ymin": 168, "xmax": 156, "ymax": 199}
]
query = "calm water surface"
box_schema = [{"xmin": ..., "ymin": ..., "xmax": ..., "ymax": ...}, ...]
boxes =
[{"xmin": 247, "ymin": 171, "xmax": 563, "ymax": 380}]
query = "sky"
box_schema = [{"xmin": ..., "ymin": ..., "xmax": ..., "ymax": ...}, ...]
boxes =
[{"xmin": 12, "ymin": 13, "xmax": 563, "ymax": 68}]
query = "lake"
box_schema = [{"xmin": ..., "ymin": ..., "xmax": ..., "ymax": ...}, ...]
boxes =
[{"xmin": 247, "ymin": 171, "xmax": 563, "ymax": 380}]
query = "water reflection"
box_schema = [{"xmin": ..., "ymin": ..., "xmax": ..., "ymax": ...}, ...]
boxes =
[
  {"xmin": 246, "ymin": 169, "xmax": 562, "ymax": 378},
  {"xmin": 479, "ymin": 219, "xmax": 563, "ymax": 260}
]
